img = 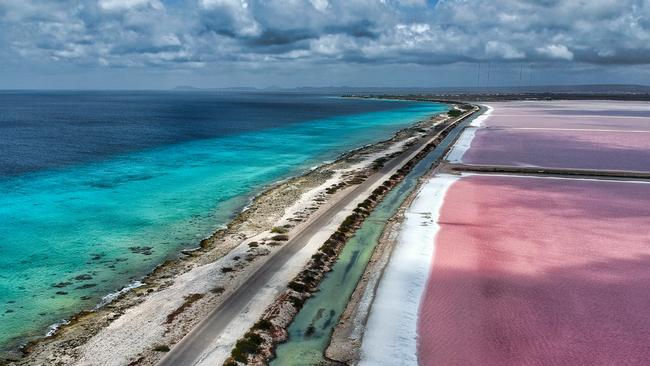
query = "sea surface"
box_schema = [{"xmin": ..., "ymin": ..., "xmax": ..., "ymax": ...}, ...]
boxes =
[{"xmin": 0, "ymin": 91, "xmax": 447, "ymax": 354}]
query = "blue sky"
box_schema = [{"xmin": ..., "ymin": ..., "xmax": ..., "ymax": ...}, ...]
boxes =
[{"xmin": 1, "ymin": 0, "xmax": 649, "ymax": 89}]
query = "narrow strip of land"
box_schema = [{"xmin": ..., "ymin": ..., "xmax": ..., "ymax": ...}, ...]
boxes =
[
  {"xmin": 489, "ymin": 114, "xmax": 650, "ymax": 119},
  {"xmin": 446, "ymin": 163, "xmax": 650, "ymax": 181},
  {"xmin": 158, "ymin": 110, "xmax": 474, "ymax": 366},
  {"xmin": 486, "ymin": 127, "xmax": 650, "ymax": 133}
]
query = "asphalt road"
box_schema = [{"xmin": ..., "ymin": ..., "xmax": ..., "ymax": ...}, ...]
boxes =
[{"xmin": 157, "ymin": 120, "xmax": 456, "ymax": 366}]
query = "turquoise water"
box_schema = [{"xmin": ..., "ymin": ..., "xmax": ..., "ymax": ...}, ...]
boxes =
[
  {"xmin": 271, "ymin": 109, "xmax": 477, "ymax": 365},
  {"xmin": 0, "ymin": 98, "xmax": 447, "ymax": 353}
]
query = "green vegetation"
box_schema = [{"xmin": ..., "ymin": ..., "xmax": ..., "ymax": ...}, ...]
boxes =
[
  {"xmin": 372, "ymin": 156, "xmax": 389, "ymax": 170},
  {"xmin": 288, "ymin": 280, "xmax": 306, "ymax": 292},
  {"xmin": 252, "ymin": 319, "xmax": 273, "ymax": 331},
  {"xmin": 210, "ymin": 286, "xmax": 225, "ymax": 294},
  {"xmin": 447, "ymin": 108, "xmax": 463, "ymax": 117},
  {"xmin": 231, "ymin": 332, "xmax": 264, "ymax": 363},
  {"xmin": 289, "ymin": 295, "xmax": 305, "ymax": 308},
  {"xmin": 271, "ymin": 234, "xmax": 289, "ymax": 241},
  {"xmin": 270, "ymin": 226, "xmax": 288, "ymax": 234},
  {"xmin": 153, "ymin": 344, "xmax": 170, "ymax": 352}
]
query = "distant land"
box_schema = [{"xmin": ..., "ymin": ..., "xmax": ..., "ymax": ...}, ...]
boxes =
[{"xmin": 172, "ymin": 84, "xmax": 650, "ymax": 95}]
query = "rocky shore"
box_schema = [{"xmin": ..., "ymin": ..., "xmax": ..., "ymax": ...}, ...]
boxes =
[{"xmin": 221, "ymin": 106, "xmax": 477, "ymax": 366}]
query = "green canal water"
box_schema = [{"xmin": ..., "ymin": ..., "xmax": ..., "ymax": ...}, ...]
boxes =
[{"xmin": 271, "ymin": 109, "xmax": 481, "ymax": 365}]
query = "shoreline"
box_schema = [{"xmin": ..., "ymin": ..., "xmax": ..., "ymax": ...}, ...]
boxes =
[
  {"xmin": 359, "ymin": 174, "xmax": 457, "ymax": 365},
  {"xmin": 219, "ymin": 105, "xmax": 479, "ymax": 366},
  {"xmin": 6, "ymin": 106, "xmax": 451, "ymax": 366},
  {"xmin": 325, "ymin": 105, "xmax": 485, "ymax": 365}
]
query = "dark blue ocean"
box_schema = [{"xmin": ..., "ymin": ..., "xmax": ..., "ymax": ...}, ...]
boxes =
[{"xmin": 0, "ymin": 91, "xmax": 447, "ymax": 353}]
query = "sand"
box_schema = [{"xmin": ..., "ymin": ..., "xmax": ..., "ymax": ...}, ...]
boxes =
[{"xmin": 358, "ymin": 175, "xmax": 458, "ymax": 366}]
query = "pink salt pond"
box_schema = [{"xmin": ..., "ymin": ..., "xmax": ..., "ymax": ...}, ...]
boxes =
[
  {"xmin": 459, "ymin": 101, "xmax": 650, "ymax": 171},
  {"xmin": 461, "ymin": 128, "xmax": 650, "ymax": 172},
  {"xmin": 418, "ymin": 175, "xmax": 650, "ymax": 366}
]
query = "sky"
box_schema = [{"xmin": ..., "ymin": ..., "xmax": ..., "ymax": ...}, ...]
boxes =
[{"xmin": 1, "ymin": 0, "xmax": 650, "ymax": 89}]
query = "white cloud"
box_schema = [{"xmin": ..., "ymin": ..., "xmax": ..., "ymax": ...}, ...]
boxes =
[
  {"xmin": 536, "ymin": 44, "xmax": 574, "ymax": 61},
  {"xmin": 485, "ymin": 41, "xmax": 525, "ymax": 59},
  {"xmin": 1, "ymin": 0, "xmax": 649, "ymax": 70},
  {"xmin": 98, "ymin": 0, "xmax": 162, "ymax": 12}
]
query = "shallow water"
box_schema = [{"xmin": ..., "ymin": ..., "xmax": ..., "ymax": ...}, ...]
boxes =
[
  {"xmin": 271, "ymin": 108, "xmax": 476, "ymax": 365},
  {"xmin": 0, "ymin": 92, "xmax": 447, "ymax": 353}
]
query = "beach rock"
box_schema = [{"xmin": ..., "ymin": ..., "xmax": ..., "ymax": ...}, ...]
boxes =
[
  {"xmin": 128, "ymin": 246, "xmax": 153, "ymax": 255},
  {"xmin": 52, "ymin": 281, "xmax": 72, "ymax": 288}
]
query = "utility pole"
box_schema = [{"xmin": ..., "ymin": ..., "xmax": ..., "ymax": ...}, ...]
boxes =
[{"xmin": 486, "ymin": 62, "xmax": 491, "ymax": 89}]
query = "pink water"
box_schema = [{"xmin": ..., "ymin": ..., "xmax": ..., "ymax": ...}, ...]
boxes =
[
  {"xmin": 418, "ymin": 175, "xmax": 650, "ymax": 366},
  {"xmin": 482, "ymin": 115, "xmax": 650, "ymax": 130},
  {"xmin": 462, "ymin": 129, "xmax": 650, "ymax": 171}
]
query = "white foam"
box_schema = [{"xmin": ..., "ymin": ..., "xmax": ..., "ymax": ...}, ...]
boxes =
[
  {"xmin": 45, "ymin": 319, "xmax": 70, "ymax": 337},
  {"xmin": 359, "ymin": 174, "xmax": 458, "ymax": 366},
  {"xmin": 96, "ymin": 281, "xmax": 144, "ymax": 308}
]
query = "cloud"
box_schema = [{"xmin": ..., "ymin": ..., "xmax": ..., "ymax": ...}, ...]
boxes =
[
  {"xmin": 536, "ymin": 44, "xmax": 574, "ymax": 61},
  {"xmin": 485, "ymin": 41, "xmax": 525, "ymax": 60},
  {"xmin": 1, "ymin": 0, "xmax": 649, "ymax": 72}
]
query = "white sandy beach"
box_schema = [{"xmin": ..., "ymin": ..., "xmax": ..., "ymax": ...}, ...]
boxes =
[{"xmin": 359, "ymin": 174, "xmax": 458, "ymax": 366}]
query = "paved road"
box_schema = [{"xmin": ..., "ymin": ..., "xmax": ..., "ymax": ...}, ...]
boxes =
[{"xmin": 157, "ymin": 120, "xmax": 457, "ymax": 366}]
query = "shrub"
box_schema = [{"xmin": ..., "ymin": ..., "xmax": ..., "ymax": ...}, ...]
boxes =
[
  {"xmin": 288, "ymin": 281, "xmax": 306, "ymax": 292},
  {"xmin": 448, "ymin": 109, "xmax": 463, "ymax": 117},
  {"xmin": 231, "ymin": 332, "xmax": 263, "ymax": 363},
  {"xmin": 271, "ymin": 234, "xmax": 289, "ymax": 241},
  {"xmin": 289, "ymin": 296, "xmax": 305, "ymax": 308},
  {"xmin": 252, "ymin": 319, "xmax": 273, "ymax": 331},
  {"xmin": 271, "ymin": 226, "xmax": 288, "ymax": 234},
  {"xmin": 211, "ymin": 286, "xmax": 225, "ymax": 294},
  {"xmin": 221, "ymin": 267, "xmax": 234, "ymax": 273},
  {"xmin": 153, "ymin": 344, "xmax": 170, "ymax": 352}
]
